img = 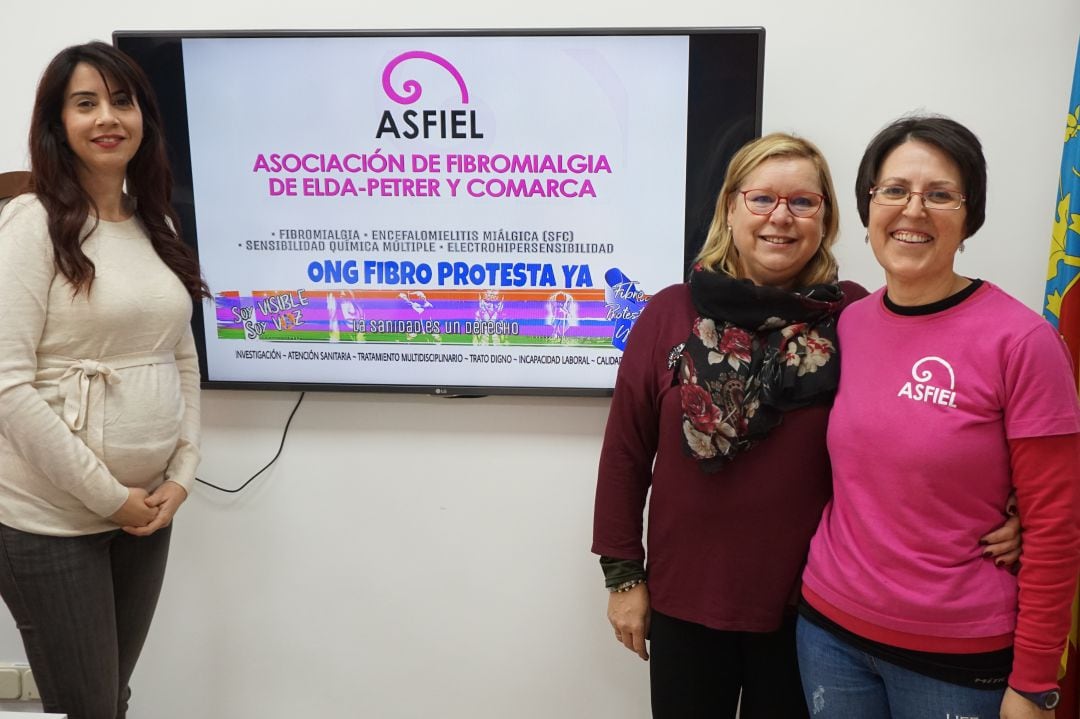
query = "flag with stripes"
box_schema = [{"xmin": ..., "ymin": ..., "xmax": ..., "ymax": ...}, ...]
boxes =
[{"xmin": 1043, "ymin": 34, "xmax": 1080, "ymax": 719}]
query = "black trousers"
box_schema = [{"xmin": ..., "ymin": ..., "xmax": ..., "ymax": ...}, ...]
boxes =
[
  {"xmin": 0, "ymin": 522, "xmax": 171, "ymax": 719},
  {"xmin": 650, "ymin": 609, "xmax": 810, "ymax": 719}
]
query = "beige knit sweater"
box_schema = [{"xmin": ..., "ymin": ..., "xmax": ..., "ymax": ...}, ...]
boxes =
[{"xmin": 0, "ymin": 194, "xmax": 200, "ymax": 536}]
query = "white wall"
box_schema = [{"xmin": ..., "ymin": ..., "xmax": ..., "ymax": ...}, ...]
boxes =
[{"xmin": 1, "ymin": 2, "xmax": 1077, "ymax": 717}]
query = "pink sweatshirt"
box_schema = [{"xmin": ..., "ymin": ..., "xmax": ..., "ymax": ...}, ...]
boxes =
[{"xmin": 802, "ymin": 282, "xmax": 1080, "ymax": 691}]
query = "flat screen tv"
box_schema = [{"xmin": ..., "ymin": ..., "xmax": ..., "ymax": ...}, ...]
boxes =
[{"xmin": 114, "ymin": 28, "xmax": 764, "ymax": 396}]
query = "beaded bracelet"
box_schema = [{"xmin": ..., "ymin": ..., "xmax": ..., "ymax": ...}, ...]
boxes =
[{"xmin": 609, "ymin": 578, "xmax": 646, "ymax": 593}]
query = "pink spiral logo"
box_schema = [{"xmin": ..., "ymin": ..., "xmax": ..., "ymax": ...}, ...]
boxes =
[{"xmin": 381, "ymin": 51, "xmax": 470, "ymax": 105}]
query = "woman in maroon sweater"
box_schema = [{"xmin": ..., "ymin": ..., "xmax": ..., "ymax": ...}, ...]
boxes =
[{"xmin": 591, "ymin": 133, "xmax": 1020, "ymax": 718}]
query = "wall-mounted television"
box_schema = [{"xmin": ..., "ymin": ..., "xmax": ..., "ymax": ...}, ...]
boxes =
[{"xmin": 114, "ymin": 28, "xmax": 764, "ymax": 396}]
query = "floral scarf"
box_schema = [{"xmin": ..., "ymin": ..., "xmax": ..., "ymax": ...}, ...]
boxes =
[{"xmin": 675, "ymin": 268, "xmax": 845, "ymax": 472}]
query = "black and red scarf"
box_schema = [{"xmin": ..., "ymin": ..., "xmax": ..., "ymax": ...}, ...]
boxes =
[{"xmin": 674, "ymin": 268, "xmax": 845, "ymax": 472}]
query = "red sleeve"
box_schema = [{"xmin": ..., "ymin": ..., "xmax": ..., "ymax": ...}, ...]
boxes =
[
  {"xmin": 590, "ymin": 291, "xmax": 669, "ymax": 561},
  {"xmin": 1008, "ymin": 432, "xmax": 1080, "ymax": 692}
]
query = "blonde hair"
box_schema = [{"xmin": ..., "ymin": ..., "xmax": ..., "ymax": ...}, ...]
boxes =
[{"xmin": 694, "ymin": 133, "xmax": 840, "ymax": 288}]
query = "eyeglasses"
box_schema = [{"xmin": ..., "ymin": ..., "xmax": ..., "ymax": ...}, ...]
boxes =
[
  {"xmin": 740, "ymin": 190, "xmax": 824, "ymax": 218},
  {"xmin": 869, "ymin": 185, "xmax": 966, "ymax": 210}
]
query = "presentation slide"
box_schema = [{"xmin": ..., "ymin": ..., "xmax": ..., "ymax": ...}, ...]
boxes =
[{"xmin": 181, "ymin": 35, "xmax": 690, "ymax": 391}]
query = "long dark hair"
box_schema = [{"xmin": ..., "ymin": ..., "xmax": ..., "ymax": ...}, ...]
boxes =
[{"xmin": 29, "ymin": 41, "xmax": 209, "ymax": 299}]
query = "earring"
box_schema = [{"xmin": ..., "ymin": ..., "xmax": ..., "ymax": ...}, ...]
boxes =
[
  {"xmin": 864, "ymin": 232, "xmax": 869, "ymax": 244},
  {"xmin": 727, "ymin": 225, "xmax": 732, "ymax": 232},
  {"xmin": 959, "ymin": 242, "xmax": 966, "ymax": 254}
]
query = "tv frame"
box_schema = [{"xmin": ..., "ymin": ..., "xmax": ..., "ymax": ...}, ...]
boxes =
[{"xmin": 113, "ymin": 27, "xmax": 765, "ymax": 397}]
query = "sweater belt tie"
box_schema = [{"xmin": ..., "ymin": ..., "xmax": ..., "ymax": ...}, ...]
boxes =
[{"xmin": 40, "ymin": 351, "xmax": 176, "ymax": 456}]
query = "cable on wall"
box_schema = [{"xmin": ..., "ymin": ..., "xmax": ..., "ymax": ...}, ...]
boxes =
[{"xmin": 195, "ymin": 392, "xmax": 305, "ymax": 493}]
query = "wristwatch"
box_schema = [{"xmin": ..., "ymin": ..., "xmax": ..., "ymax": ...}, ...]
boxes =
[{"xmin": 1011, "ymin": 686, "xmax": 1061, "ymax": 710}]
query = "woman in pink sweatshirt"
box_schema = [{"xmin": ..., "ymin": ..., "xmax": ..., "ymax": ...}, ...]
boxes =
[{"xmin": 798, "ymin": 115, "xmax": 1080, "ymax": 719}]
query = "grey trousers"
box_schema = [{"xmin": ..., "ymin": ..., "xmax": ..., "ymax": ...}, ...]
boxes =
[{"xmin": 0, "ymin": 522, "xmax": 171, "ymax": 719}]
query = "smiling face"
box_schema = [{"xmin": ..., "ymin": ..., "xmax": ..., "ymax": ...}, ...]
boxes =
[
  {"xmin": 727, "ymin": 157, "xmax": 825, "ymax": 289},
  {"xmin": 868, "ymin": 140, "xmax": 967, "ymax": 292},
  {"xmin": 60, "ymin": 62, "xmax": 143, "ymax": 181}
]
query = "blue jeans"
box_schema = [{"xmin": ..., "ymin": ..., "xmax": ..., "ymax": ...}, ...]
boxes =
[
  {"xmin": 0, "ymin": 522, "xmax": 171, "ymax": 719},
  {"xmin": 796, "ymin": 616, "xmax": 1004, "ymax": 719}
]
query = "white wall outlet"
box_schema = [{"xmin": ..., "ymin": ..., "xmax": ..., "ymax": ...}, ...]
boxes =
[
  {"xmin": 0, "ymin": 665, "xmax": 20, "ymax": 700},
  {"xmin": 20, "ymin": 668, "xmax": 38, "ymax": 701}
]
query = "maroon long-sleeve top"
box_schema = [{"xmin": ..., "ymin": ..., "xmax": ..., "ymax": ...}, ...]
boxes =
[{"xmin": 592, "ymin": 280, "xmax": 867, "ymax": 631}]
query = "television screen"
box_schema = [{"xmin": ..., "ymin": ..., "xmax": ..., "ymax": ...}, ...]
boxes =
[{"xmin": 114, "ymin": 29, "xmax": 764, "ymax": 396}]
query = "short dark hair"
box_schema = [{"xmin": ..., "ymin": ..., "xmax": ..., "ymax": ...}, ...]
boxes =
[{"xmin": 854, "ymin": 115, "xmax": 986, "ymax": 238}]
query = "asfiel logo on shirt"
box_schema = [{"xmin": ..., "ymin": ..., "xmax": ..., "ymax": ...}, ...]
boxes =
[{"xmin": 897, "ymin": 356, "xmax": 959, "ymax": 409}]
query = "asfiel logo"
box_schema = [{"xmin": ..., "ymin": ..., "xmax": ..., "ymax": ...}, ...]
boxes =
[
  {"xmin": 376, "ymin": 51, "xmax": 484, "ymax": 140},
  {"xmin": 897, "ymin": 356, "xmax": 958, "ymax": 408}
]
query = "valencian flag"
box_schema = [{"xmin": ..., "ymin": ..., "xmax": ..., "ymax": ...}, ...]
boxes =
[{"xmin": 1043, "ymin": 35, "xmax": 1080, "ymax": 718}]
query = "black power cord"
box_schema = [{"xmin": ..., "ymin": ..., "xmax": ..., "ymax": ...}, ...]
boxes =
[{"xmin": 195, "ymin": 392, "xmax": 305, "ymax": 493}]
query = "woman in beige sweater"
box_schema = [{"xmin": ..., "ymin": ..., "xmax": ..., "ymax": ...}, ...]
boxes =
[{"xmin": 0, "ymin": 42, "xmax": 208, "ymax": 719}]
